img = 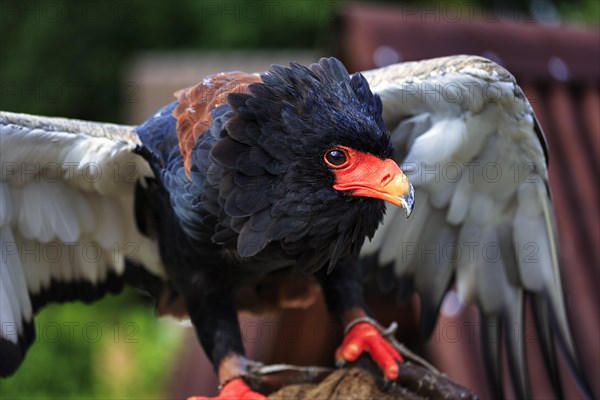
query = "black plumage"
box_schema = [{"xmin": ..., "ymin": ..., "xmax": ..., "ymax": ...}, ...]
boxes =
[{"xmin": 133, "ymin": 58, "xmax": 396, "ymax": 372}]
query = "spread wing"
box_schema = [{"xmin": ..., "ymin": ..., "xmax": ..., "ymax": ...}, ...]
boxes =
[
  {"xmin": 359, "ymin": 56, "xmax": 590, "ymax": 398},
  {"xmin": 0, "ymin": 112, "xmax": 163, "ymax": 376}
]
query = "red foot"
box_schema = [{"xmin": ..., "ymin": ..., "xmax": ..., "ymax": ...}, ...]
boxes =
[
  {"xmin": 187, "ymin": 377, "xmax": 267, "ymax": 400},
  {"xmin": 335, "ymin": 321, "xmax": 404, "ymax": 380}
]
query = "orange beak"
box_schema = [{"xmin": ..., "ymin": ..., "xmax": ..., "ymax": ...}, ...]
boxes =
[{"xmin": 332, "ymin": 151, "xmax": 414, "ymax": 217}]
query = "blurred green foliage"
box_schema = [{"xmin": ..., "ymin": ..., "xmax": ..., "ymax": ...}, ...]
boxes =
[
  {"xmin": 0, "ymin": 0, "xmax": 596, "ymax": 123},
  {"xmin": 0, "ymin": 0, "xmax": 340, "ymax": 122},
  {"xmin": 0, "ymin": 290, "xmax": 184, "ymax": 399}
]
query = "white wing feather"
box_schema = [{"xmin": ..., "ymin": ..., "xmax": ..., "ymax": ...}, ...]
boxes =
[
  {"xmin": 0, "ymin": 112, "xmax": 164, "ymax": 372},
  {"xmin": 359, "ymin": 56, "xmax": 586, "ymax": 398}
]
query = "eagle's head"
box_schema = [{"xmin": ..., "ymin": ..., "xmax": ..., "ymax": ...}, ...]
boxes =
[{"xmin": 207, "ymin": 58, "xmax": 414, "ymax": 272}]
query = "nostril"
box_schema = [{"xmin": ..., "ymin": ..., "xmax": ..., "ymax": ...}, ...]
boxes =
[{"xmin": 381, "ymin": 173, "xmax": 392, "ymax": 186}]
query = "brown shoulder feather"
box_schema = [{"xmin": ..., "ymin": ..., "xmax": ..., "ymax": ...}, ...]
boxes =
[{"xmin": 172, "ymin": 72, "xmax": 262, "ymax": 175}]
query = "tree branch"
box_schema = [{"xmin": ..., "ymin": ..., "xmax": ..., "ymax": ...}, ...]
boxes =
[{"xmin": 244, "ymin": 341, "xmax": 478, "ymax": 400}]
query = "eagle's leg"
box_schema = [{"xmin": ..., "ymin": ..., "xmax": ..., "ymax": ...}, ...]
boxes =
[
  {"xmin": 184, "ymin": 289, "xmax": 267, "ymax": 400},
  {"xmin": 318, "ymin": 258, "xmax": 403, "ymax": 381}
]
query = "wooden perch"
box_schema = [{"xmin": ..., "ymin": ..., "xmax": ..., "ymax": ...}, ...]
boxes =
[{"xmin": 242, "ymin": 338, "xmax": 478, "ymax": 400}]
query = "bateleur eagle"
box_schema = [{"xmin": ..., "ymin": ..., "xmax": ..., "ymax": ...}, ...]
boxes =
[{"xmin": 0, "ymin": 56, "xmax": 591, "ymax": 399}]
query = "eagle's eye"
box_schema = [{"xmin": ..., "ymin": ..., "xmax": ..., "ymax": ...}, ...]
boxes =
[{"xmin": 324, "ymin": 148, "xmax": 350, "ymax": 168}]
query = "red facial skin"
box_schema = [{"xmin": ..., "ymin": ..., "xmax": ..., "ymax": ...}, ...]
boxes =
[{"xmin": 326, "ymin": 146, "xmax": 413, "ymax": 215}]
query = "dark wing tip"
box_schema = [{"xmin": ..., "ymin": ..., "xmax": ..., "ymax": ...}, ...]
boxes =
[
  {"xmin": 0, "ymin": 320, "xmax": 34, "ymax": 378},
  {"xmin": 0, "ymin": 339, "xmax": 24, "ymax": 377}
]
